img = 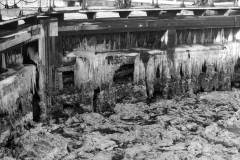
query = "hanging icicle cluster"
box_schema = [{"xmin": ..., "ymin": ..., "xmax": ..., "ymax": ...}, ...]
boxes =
[
  {"xmin": 0, "ymin": 65, "xmax": 36, "ymax": 114},
  {"xmin": 74, "ymin": 52, "xmax": 119, "ymax": 90},
  {"xmin": 133, "ymin": 42, "xmax": 240, "ymax": 98}
]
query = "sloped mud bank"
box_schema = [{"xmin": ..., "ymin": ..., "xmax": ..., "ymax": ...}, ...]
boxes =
[{"xmin": 2, "ymin": 90, "xmax": 240, "ymax": 160}]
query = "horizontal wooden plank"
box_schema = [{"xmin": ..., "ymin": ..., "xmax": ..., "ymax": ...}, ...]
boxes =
[
  {"xmin": 74, "ymin": 6, "xmax": 240, "ymax": 13},
  {"xmin": 59, "ymin": 16, "xmax": 239, "ymax": 34},
  {"xmin": 0, "ymin": 25, "xmax": 42, "ymax": 52}
]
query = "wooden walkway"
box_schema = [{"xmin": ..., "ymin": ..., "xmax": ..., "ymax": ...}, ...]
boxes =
[
  {"xmin": 56, "ymin": 6, "xmax": 240, "ymax": 19},
  {"xmin": 1, "ymin": 5, "xmax": 240, "ymax": 35},
  {"xmin": 59, "ymin": 15, "xmax": 240, "ymax": 34}
]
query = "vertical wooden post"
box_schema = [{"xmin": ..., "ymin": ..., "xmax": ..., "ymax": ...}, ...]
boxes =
[
  {"xmin": 38, "ymin": 17, "xmax": 58, "ymax": 121},
  {"xmin": 82, "ymin": 0, "xmax": 87, "ymax": 9},
  {"xmin": 180, "ymin": 0, "xmax": 185, "ymax": 7}
]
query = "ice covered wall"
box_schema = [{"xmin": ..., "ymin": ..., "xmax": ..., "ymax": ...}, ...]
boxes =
[
  {"xmin": 133, "ymin": 42, "xmax": 240, "ymax": 98},
  {"xmin": 0, "ymin": 65, "xmax": 36, "ymax": 114},
  {"xmin": 74, "ymin": 52, "xmax": 119, "ymax": 90},
  {"xmin": 58, "ymin": 28, "xmax": 240, "ymax": 106}
]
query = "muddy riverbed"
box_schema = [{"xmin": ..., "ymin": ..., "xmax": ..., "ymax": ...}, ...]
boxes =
[{"xmin": 2, "ymin": 90, "xmax": 240, "ymax": 160}]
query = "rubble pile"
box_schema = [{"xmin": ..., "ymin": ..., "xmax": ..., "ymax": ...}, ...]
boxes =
[{"xmin": 2, "ymin": 90, "xmax": 240, "ymax": 159}]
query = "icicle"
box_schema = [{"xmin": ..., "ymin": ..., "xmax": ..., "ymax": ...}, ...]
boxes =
[
  {"xmin": 235, "ymin": 29, "xmax": 240, "ymax": 41},
  {"xmin": 193, "ymin": 33, "xmax": 197, "ymax": 44},
  {"xmin": 215, "ymin": 30, "xmax": 222, "ymax": 44},
  {"xmin": 1, "ymin": 53, "xmax": 6, "ymax": 69},
  {"xmin": 187, "ymin": 31, "xmax": 192, "ymax": 44},
  {"xmin": 74, "ymin": 52, "xmax": 118, "ymax": 90},
  {"xmin": 161, "ymin": 30, "xmax": 168, "ymax": 47},
  {"xmin": 133, "ymin": 54, "xmax": 145, "ymax": 84},
  {"xmin": 201, "ymin": 31, "xmax": 205, "ymax": 44},
  {"xmin": 146, "ymin": 56, "xmax": 155, "ymax": 98},
  {"xmin": 179, "ymin": 32, "xmax": 183, "ymax": 45},
  {"xmin": 228, "ymin": 29, "xmax": 233, "ymax": 42}
]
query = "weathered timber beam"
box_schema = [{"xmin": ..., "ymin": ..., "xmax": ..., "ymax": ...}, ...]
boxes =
[
  {"xmin": 59, "ymin": 16, "xmax": 239, "ymax": 34},
  {"xmin": 0, "ymin": 21, "xmax": 18, "ymax": 30},
  {"xmin": 0, "ymin": 25, "xmax": 42, "ymax": 52},
  {"xmin": 0, "ymin": 14, "xmax": 38, "ymax": 26},
  {"xmin": 0, "ymin": 14, "xmax": 39, "ymax": 31}
]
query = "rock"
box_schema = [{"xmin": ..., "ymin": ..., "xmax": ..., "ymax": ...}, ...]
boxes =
[
  {"xmin": 65, "ymin": 115, "xmax": 81, "ymax": 125},
  {"xmin": 80, "ymin": 113, "xmax": 106, "ymax": 126},
  {"xmin": 17, "ymin": 127, "xmax": 69, "ymax": 160},
  {"xmin": 82, "ymin": 132, "xmax": 116, "ymax": 152},
  {"xmin": 67, "ymin": 141, "xmax": 83, "ymax": 152},
  {"xmin": 204, "ymin": 123, "xmax": 240, "ymax": 149},
  {"xmin": 132, "ymin": 85, "xmax": 147, "ymax": 102},
  {"xmin": 92, "ymin": 151, "xmax": 113, "ymax": 160},
  {"xmin": 187, "ymin": 141, "xmax": 204, "ymax": 156},
  {"xmin": 80, "ymin": 104, "xmax": 92, "ymax": 112},
  {"xmin": 114, "ymin": 103, "xmax": 149, "ymax": 122},
  {"xmin": 124, "ymin": 144, "xmax": 152, "ymax": 159},
  {"xmin": 1, "ymin": 157, "xmax": 16, "ymax": 160},
  {"xmin": 63, "ymin": 127, "xmax": 81, "ymax": 139},
  {"xmin": 0, "ymin": 129, "xmax": 10, "ymax": 145},
  {"xmin": 186, "ymin": 122, "xmax": 198, "ymax": 132},
  {"xmin": 232, "ymin": 153, "xmax": 240, "ymax": 160}
]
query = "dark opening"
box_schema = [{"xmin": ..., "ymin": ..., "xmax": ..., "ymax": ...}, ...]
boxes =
[
  {"xmin": 22, "ymin": 41, "xmax": 38, "ymax": 65},
  {"xmin": 63, "ymin": 71, "xmax": 74, "ymax": 88},
  {"xmin": 22, "ymin": 40, "xmax": 41, "ymax": 122},
  {"xmin": 232, "ymin": 58, "xmax": 240, "ymax": 88},
  {"xmin": 180, "ymin": 64, "xmax": 184, "ymax": 78},
  {"xmin": 93, "ymin": 87, "xmax": 100, "ymax": 112},
  {"xmin": 202, "ymin": 61, "xmax": 207, "ymax": 73},
  {"xmin": 156, "ymin": 67, "xmax": 160, "ymax": 78},
  {"xmin": 113, "ymin": 64, "xmax": 134, "ymax": 84}
]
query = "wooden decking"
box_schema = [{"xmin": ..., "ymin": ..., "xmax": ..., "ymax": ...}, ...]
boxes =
[
  {"xmin": 59, "ymin": 15, "xmax": 240, "ymax": 34},
  {"xmin": 57, "ymin": 6, "xmax": 240, "ymax": 19}
]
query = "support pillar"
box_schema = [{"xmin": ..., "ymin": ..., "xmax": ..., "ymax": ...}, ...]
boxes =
[
  {"xmin": 180, "ymin": 0, "xmax": 185, "ymax": 7},
  {"xmin": 82, "ymin": 0, "xmax": 87, "ymax": 9},
  {"xmin": 38, "ymin": 17, "xmax": 59, "ymax": 121}
]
